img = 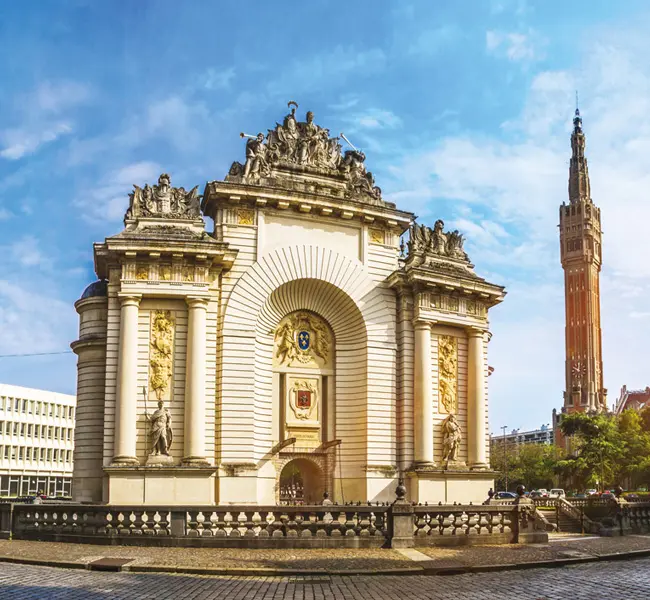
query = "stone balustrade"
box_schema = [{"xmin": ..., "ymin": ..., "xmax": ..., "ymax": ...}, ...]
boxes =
[{"xmin": 0, "ymin": 501, "xmax": 548, "ymax": 548}]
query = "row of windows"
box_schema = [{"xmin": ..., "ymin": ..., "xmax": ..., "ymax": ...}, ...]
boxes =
[
  {"xmin": 0, "ymin": 421, "xmax": 73, "ymax": 442},
  {"xmin": 0, "ymin": 396, "xmax": 74, "ymax": 420},
  {"xmin": 0, "ymin": 475, "xmax": 71, "ymax": 498},
  {"xmin": 1, "ymin": 445, "xmax": 72, "ymax": 463}
]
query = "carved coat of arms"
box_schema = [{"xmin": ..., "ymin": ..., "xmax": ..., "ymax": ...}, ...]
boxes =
[
  {"xmin": 289, "ymin": 381, "xmax": 317, "ymax": 421},
  {"xmin": 274, "ymin": 311, "xmax": 330, "ymax": 366}
]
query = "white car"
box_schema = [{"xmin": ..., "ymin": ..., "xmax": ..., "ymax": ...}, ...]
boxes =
[
  {"xmin": 549, "ymin": 488, "xmax": 566, "ymax": 498},
  {"xmin": 586, "ymin": 489, "xmax": 598, "ymax": 496}
]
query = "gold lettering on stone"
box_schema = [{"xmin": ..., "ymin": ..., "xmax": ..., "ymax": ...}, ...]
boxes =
[
  {"xmin": 149, "ymin": 311, "xmax": 175, "ymax": 402},
  {"xmin": 438, "ymin": 335, "xmax": 458, "ymax": 414},
  {"xmin": 237, "ymin": 209, "xmax": 255, "ymax": 225}
]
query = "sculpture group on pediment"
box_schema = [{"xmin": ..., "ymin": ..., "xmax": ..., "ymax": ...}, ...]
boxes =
[
  {"xmin": 125, "ymin": 173, "xmax": 202, "ymax": 222},
  {"xmin": 228, "ymin": 101, "xmax": 384, "ymax": 205},
  {"xmin": 407, "ymin": 220, "xmax": 470, "ymax": 263}
]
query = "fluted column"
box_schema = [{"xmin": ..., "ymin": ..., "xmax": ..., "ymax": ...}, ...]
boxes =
[
  {"xmin": 183, "ymin": 297, "xmax": 210, "ymax": 466},
  {"xmin": 467, "ymin": 327, "xmax": 488, "ymax": 469},
  {"xmin": 112, "ymin": 294, "xmax": 141, "ymax": 465},
  {"xmin": 414, "ymin": 320, "xmax": 435, "ymax": 465}
]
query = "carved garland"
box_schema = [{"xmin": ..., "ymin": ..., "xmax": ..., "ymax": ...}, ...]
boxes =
[
  {"xmin": 438, "ymin": 335, "xmax": 458, "ymax": 414},
  {"xmin": 149, "ymin": 310, "xmax": 175, "ymax": 402}
]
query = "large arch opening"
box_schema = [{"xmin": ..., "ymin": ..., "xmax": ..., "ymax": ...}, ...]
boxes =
[
  {"xmin": 279, "ymin": 458, "xmax": 324, "ymax": 504},
  {"xmin": 255, "ymin": 278, "xmax": 368, "ymax": 501}
]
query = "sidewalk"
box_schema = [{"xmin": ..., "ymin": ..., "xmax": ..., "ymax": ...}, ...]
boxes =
[{"xmin": 1, "ymin": 533, "xmax": 649, "ymax": 576}]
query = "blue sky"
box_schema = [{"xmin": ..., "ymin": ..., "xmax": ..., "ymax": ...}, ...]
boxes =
[{"xmin": 1, "ymin": 0, "xmax": 650, "ymax": 434}]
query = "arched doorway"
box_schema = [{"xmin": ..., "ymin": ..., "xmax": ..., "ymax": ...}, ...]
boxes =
[{"xmin": 279, "ymin": 458, "xmax": 324, "ymax": 504}]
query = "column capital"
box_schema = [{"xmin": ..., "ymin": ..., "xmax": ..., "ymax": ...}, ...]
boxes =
[
  {"xmin": 186, "ymin": 296, "xmax": 209, "ymax": 309},
  {"xmin": 413, "ymin": 319, "xmax": 435, "ymax": 330},
  {"xmin": 117, "ymin": 293, "xmax": 142, "ymax": 307},
  {"xmin": 466, "ymin": 326, "xmax": 487, "ymax": 338}
]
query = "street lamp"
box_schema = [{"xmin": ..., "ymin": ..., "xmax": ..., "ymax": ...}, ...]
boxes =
[{"xmin": 501, "ymin": 425, "xmax": 508, "ymax": 492}]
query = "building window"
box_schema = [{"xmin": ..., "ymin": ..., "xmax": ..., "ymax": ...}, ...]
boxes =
[
  {"xmin": 35, "ymin": 402, "xmax": 41, "ymax": 416},
  {"xmin": 12, "ymin": 423, "xmax": 18, "ymax": 436},
  {"xmin": 27, "ymin": 424, "xmax": 32, "ymax": 437},
  {"xmin": 55, "ymin": 427, "xmax": 60, "ymax": 440},
  {"xmin": 48, "ymin": 427, "xmax": 53, "ymax": 440},
  {"xmin": 28, "ymin": 401, "xmax": 33, "ymax": 414},
  {"xmin": 40, "ymin": 448, "xmax": 45, "ymax": 461},
  {"xmin": 53, "ymin": 449, "xmax": 59, "ymax": 462},
  {"xmin": 4, "ymin": 422, "xmax": 8, "ymax": 435},
  {"xmin": 67, "ymin": 428, "xmax": 72, "ymax": 441},
  {"xmin": 26, "ymin": 447, "xmax": 31, "ymax": 461},
  {"xmin": 55, "ymin": 405, "xmax": 60, "ymax": 418},
  {"xmin": 46, "ymin": 448, "xmax": 52, "ymax": 462},
  {"xmin": 66, "ymin": 450, "xmax": 71, "ymax": 463},
  {"xmin": 3, "ymin": 447, "xmax": 8, "ymax": 460},
  {"xmin": 10, "ymin": 447, "xmax": 16, "ymax": 460},
  {"xmin": 14, "ymin": 398, "xmax": 20, "ymax": 411},
  {"xmin": 21, "ymin": 399, "xmax": 27, "ymax": 413},
  {"xmin": 48, "ymin": 404, "xmax": 53, "ymax": 417},
  {"xmin": 20, "ymin": 423, "xmax": 25, "ymax": 436},
  {"xmin": 18, "ymin": 447, "xmax": 24, "ymax": 460},
  {"xmin": 34, "ymin": 425, "xmax": 39, "ymax": 438}
]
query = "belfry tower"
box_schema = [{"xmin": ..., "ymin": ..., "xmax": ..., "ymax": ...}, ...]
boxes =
[{"xmin": 559, "ymin": 108, "xmax": 607, "ymax": 414}]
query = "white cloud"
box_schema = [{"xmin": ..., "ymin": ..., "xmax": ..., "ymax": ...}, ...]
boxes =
[
  {"xmin": 10, "ymin": 235, "xmax": 49, "ymax": 268},
  {"xmin": 0, "ymin": 122, "xmax": 72, "ymax": 160},
  {"xmin": 74, "ymin": 161, "xmax": 162, "ymax": 223},
  {"xmin": 0, "ymin": 280, "xmax": 75, "ymax": 355},
  {"xmin": 407, "ymin": 25, "xmax": 460, "ymax": 57},
  {"xmin": 200, "ymin": 67, "xmax": 235, "ymax": 90},
  {"xmin": 486, "ymin": 30, "xmax": 544, "ymax": 62},
  {"xmin": 0, "ymin": 80, "xmax": 91, "ymax": 161}
]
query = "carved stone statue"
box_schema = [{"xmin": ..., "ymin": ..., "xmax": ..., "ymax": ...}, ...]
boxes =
[
  {"xmin": 227, "ymin": 101, "xmax": 384, "ymax": 205},
  {"xmin": 125, "ymin": 173, "xmax": 203, "ymax": 223},
  {"xmin": 407, "ymin": 220, "xmax": 471, "ymax": 263},
  {"xmin": 442, "ymin": 413, "xmax": 462, "ymax": 464},
  {"xmin": 149, "ymin": 311, "xmax": 174, "ymax": 402},
  {"xmin": 438, "ymin": 335, "xmax": 458, "ymax": 414},
  {"xmin": 146, "ymin": 400, "xmax": 173, "ymax": 456}
]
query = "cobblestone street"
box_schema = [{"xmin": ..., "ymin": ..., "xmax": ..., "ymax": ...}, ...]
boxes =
[{"xmin": 0, "ymin": 557, "xmax": 647, "ymax": 599}]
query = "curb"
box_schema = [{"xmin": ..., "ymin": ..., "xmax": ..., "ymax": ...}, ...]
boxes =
[{"xmin": 0, "ymin": 548, "xmax": 649, "ymax": 577}]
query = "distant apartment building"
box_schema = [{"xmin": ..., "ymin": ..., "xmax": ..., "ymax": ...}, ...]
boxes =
[
  {"xmin": 0, "ymin": 383, "xmax": 75, "ymax": 497},
  {"xmin": 614, "ymin": 385, "xmax": 650, "ymax": 415},
  {"xmin": 490, "ymin": 424, "xmax": 554, "ymax": 452}
]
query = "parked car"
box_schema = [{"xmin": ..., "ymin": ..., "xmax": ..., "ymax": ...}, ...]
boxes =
[
  {"xmin": 549, "ymin": 489, "xmax": 566, "ymax": 498},
  {"xmin": 586, "ymin": 489, "xmax": 598, "ymax": 496},
  {"xmin": 600, "ymin": 491, "xmax": 615, "ymax": 500},
  {"xmin": 626, "ymin": 493, "xmax": 640, "ymax": 501},
  {"xmin": 529, "ymin": 490, "xmax": 545, "ymax": 499},
  {"xmin": 493, "ymin": 491, "xmax": 517, "ymax": 499},
  {"xmin": 537, "ymin": 489, "xmax": 549, "ymax": 497}
]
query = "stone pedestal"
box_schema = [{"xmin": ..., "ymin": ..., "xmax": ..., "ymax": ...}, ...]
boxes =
[{"xmin": 146, "ymin": 454, "xmax": 175, "ymax": 467}]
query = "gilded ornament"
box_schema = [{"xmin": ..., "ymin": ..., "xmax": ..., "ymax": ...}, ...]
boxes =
[
  {"xmin": 181, "ymin": 266, "xmax": 194, "ymax": 282},
  {"xmin": 274, "ymin": 311, "xmax": 330, "ymax": 367},
  {"xmin": 149, "ymin": 311, "xmax": 174, "ymax": 402},
  {"xmin": 136, "ymin": 266, "xmax": 149, "ymax": 281},
  {"xmin": 438, "ymin": 335, "xmax": 458, "ymax": 414},
  {"xmin": 237, "ymin": 209, "xmax": 255, "ymax": 225},
  {"xmin": 466, "ymin": 300, "xmax": 477, "ymax": 315},
  {"xmin": 289, "ymin": 380, "xmax": 318, "ymax": 421},
  {"xmin": 447, "ymin": 297, "xmax": 459, "ymax": 312},
  {"xmin": 369, "ymin": 229, "xmax": 384, "ymax": 244},
  {"xmin": 160, "ymin": 265, "xmax": 172, "ymax": 281}
]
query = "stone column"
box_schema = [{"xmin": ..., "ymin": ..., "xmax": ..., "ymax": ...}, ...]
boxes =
[
  {"xmin": 467, "ymin": 327, "xmax": 488, "ymax": 469},
  {"xmin": 183, "ymin": 297, "xmax": 210, "ymax": 466},
  {"xmin": 112, "ymin": 294, "xmax": 141, "ymax": 465},
  {"xmin": 413, "ymin": 320, "xmax": 434, "ymax": 465}
]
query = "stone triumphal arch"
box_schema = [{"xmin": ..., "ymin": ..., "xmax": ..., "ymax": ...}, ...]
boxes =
[{"xmin": 72, "ymin": 102, "xmax": 505, "ymax": 506}]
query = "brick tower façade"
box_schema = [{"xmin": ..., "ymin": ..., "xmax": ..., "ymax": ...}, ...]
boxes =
[{"xmin": 558, "ymin": 108, "xmax": 607, "ymax": 418}]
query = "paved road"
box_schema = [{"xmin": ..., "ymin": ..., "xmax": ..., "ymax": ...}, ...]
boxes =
[{"xmin": 0, "ymin": 558, "xmax": 646, "ymax": 599}]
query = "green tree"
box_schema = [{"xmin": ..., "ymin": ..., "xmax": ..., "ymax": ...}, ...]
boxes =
[
  {"xmin": 618, "ymin": 409, "xmax": 650, "ymax": 489},
  {"xmin": 558, "ymin": 412, "xmax": 624, "ymax": 491}
]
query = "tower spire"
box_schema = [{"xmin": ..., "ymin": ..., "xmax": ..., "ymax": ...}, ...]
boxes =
[{"xmin": 568, "ymin": 100, "xmax": 590, "ymax": 203}]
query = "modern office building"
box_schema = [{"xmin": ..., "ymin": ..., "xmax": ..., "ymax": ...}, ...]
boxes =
[
  {"xmin": 0, "ymin": 383, "xmax": 75, "ymax": 497},
  {"xmin": 490, "ymin": 424, "xmax": 554, "ymax": 452}
]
